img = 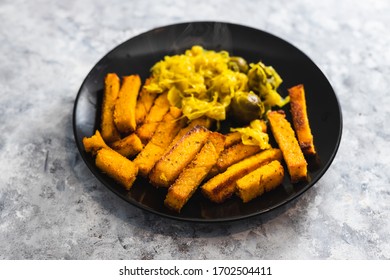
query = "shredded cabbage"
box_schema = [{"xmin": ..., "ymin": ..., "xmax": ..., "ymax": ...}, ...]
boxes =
[
  {"xmin": 145, "ymin": 46, "xmax": 247, "ymax": 121},
  {"xmin": 248, "ymin": 62, "xmax": 290, "ymax": 108},
  {"xmin": 145, "ymin": 45, "xmax": 289, "ymax": 149},
  {"xmin": 231, "ymin": 119, "xmax": 271, "ymax": 150}
]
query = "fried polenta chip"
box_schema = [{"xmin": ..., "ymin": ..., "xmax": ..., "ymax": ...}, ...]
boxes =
[
  {"xmin": 236, "ymin": 160, "xmax": 284, "ymax": 203},
  {"xmin": 216, "ymin": 143, "xmax": 262, "ymax": 173},
  {"xmin": 149, "ymin": 126, "xmax": 210, "ymax": 188},
  {"xmin": 101, "ymin": 73, "xmax": 121, "ymax": 143},
  {"xmin": 95, "ymin": 148, "xmax": 138, "ymax": 190},
  {"xmin": 110, "ymin": 133, "xmax": 143, "ymax": 158},
  {"xmin": 167, "ymin": 117, "xmax": 213, "ymax": 151},
  {"xmin": 201, "ymin": 148, "xmax": 282, "ymax": 203},
  {"xmin": 83, "ymin": 130, "xmax": 109, "ymax": 155},
  {"xmin": 136, "ymin": 92, "xmax": 170, "ymax": 143},
  {"xmin": 223, "ymin": 131, "xmax": 242, "ymax": 148},
  {"xmin": 288, "ymin": 84, "xmax": 316, "ymax": 157},
  {"xmin": 267, "ymin": 110, "xmax": 307, "ymax": 183},
  {"xmin": 165, "ymin": 132, "xmax": 225, "ymax": 212},
  {"xmin": 134, "ymin": 107, "xmax": 186, "ymax": 177},
  {"xmin": 114, "ymin": 75, "xmax": 141, "ymax": 134},
  {"xmin": 135, "ymin": 77, "xmax": 158, "ymax": 125}
]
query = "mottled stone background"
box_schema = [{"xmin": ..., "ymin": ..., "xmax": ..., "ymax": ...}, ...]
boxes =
[{"xmin": 0, "ymin": 0, "xmax": 389, "ymax": 259}]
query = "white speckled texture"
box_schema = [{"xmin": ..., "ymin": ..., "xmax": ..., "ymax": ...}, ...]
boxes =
[{"xmin": 0, "ymin": 0, "xmax": 389, "ymax": 260}]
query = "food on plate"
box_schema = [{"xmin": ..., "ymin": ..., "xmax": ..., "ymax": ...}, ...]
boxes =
[
  {"xmin": 95, "ymin": 148, "xmax": 138, "ymax": 190},
  {"xmin": 113, "ymin": 75, "xmax": 141, "ymax": 134},
  {"xmin": 82, "ymin": 45, "xmax": 317, "ymax": 213},
  {"xmin": 164, "ymin": 132, "xmax": 225, "ymax": 212},
  {"xmin": 149, "ymin": 125, "xmax": 210, "ymax": 188},
  {"xmin": 247, "ymin": 61, "xmax": 289, "ymax": 110},
  {"xmin": 144, "ymin": 45, "xmax": 288, "ymax": 124},
  {"xmin": 228, "ymin": 56, "xmax": 249, "ymax": 73},
  {"xmin": 231, "ymin": 91, "xmax": 265, "ymax": 124},
  {"xmin": 215, "ymin": 142, "xmax": 262, "ymax": 173},
  {"xmin": 83, "ymin": 131, "xmax": 139, "ymax": 188},
  {"xmin": 134, "ymin": 77, "xmax": 158, "ymax": 125},
  {"xmin": 82, "ymin": 130, "xmax": 109, "ymax": 155},
  {"xmin": 288, "ymin": 84, "xmax": 316, "ymax": 157},
  {"xmin": 101, "ymin": 73, "xmax": 121, "ymax": 143},
  {"xmin": 231, "ymin": 119, "xmax": 270, "ymax": 149},
  {"xmin": 167, "ymin": 116, "xmax": 213, "ymax": 151},
  {"xmin": 267, "ymin": 110, "xmax": 307, "ymax": 183},
  {"xmin": 223, "ymin": 131, "xmax": 242, "ymax": 148},
  {"xmin": 208, "ymin": 119, "xmax": 268, "ymax": 177},
  {"xmin": 236, "ymin": 160, "xmax": 284, "ymax": 203},
  {"xmin": 135, "ymin": 92, "xmax": 170, "ymax": 143},
  {"xmin": 110, "ymin": 133, "xmax": 143, "ymax": 158},
  {"xmin": 133, "ymin": 107, "xmax": 186, "ymax": 177},
  {"xmin": 201, "ymin": 148, "xmax": 282, "ymax": 203}
]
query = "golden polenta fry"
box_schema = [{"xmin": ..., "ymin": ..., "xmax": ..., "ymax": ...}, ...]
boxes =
[
  {"xmin": 167, "ymin": 117, "xmax": 213, "ymax": 151},
  {"xmin": 216, "ymin": 143, "xmax": 262, "ymax": 173},
  {"xmin": 164, "ymin": 132, "xmax": 225, "ymax": 212},
  {"xmin": 114, "ymin": 75, "xmax": 141, "ymax": 134},
  {"xmin": 133, "ymin": 107, "xmax": 186, "ymax": 177},
  {"xmin": 207, "ymin": 120, "xmax": 268, "ymax": 178},
  {"xmin": 236, "ymin": 160, "xmax": 284, "ymax": 203},
  {"xmin": 136, "ymin": 92, "xmax": 170, "ymax": 143},
  {"xmin": 110, "ymin": 133, "xmax": 143, "ymax": 158},
  {"xmin": 288, "ymin": 84, "xmax": 316, "ymax": 157},
  {"xmin": 95, "ymin": 148, "xmax": 138, "ymax": 190},
  {"xmin": 135, "ymin": 77, "xmax": 158, "ymax": 125},
  {"xmin": 101, "ymin": 73, "xmax": 121, "ymax": 143},
  {"xmin": 201, "ymin": 148, "xmax": 282, "ymax": 203},
  {"xmin": 206, "ymin": 131, "xmax": 243, "ymax": 178},
  {"xmin": 267, "ymin": 110, "xmax": 307, "ymax": 183},
  {"xmin": 223, "ymin": 131, "xmax": 242, "ymax": 148},
  {"xmin": 149, "ymin": 126, "xmax": 210, "ymax": 188},
  {"xmin": 83, "ymin": 130, "xmax": 109, "ymax": 155}
]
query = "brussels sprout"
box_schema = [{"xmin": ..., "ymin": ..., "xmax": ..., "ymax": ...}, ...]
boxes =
[
  {"xmin": 231, "ymin": 91, "xmax": 265, "ymax": 124},
  {"xmin": 247, "ymin": 62, "xmax": 289, "ymax": 108},
  {"xmin": 228, "ymin": 56, "xmax": 249, "ymax": 73}
]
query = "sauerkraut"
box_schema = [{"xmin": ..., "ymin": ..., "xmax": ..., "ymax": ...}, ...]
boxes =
[
  {"xmin": 145, "ymin": 45, "xmax": 248, "ymax": 121},
  {"xmin": 145, "ymin": 45, "xmax": 289, "ymax": 148},
  {"xmin": 231, "ymin": 119, "xmax": 271, "ymax": 150}
]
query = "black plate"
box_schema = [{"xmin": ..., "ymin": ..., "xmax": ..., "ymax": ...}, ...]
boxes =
[{"xmin": 73, "ymin": 22, "xmax": 342, "ymax": 222}]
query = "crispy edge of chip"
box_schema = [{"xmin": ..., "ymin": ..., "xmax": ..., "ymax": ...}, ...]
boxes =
[
  {"xmin": 288, "ymin": 84, "xmax": 316, "ymax": 157},
  {"xmin": 267, "ymin": 110, "xmax": 308, "ymax": 183},
  {"xmin": 223, "ymin": 131, "xmax": 242, "ymax": 148}
]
